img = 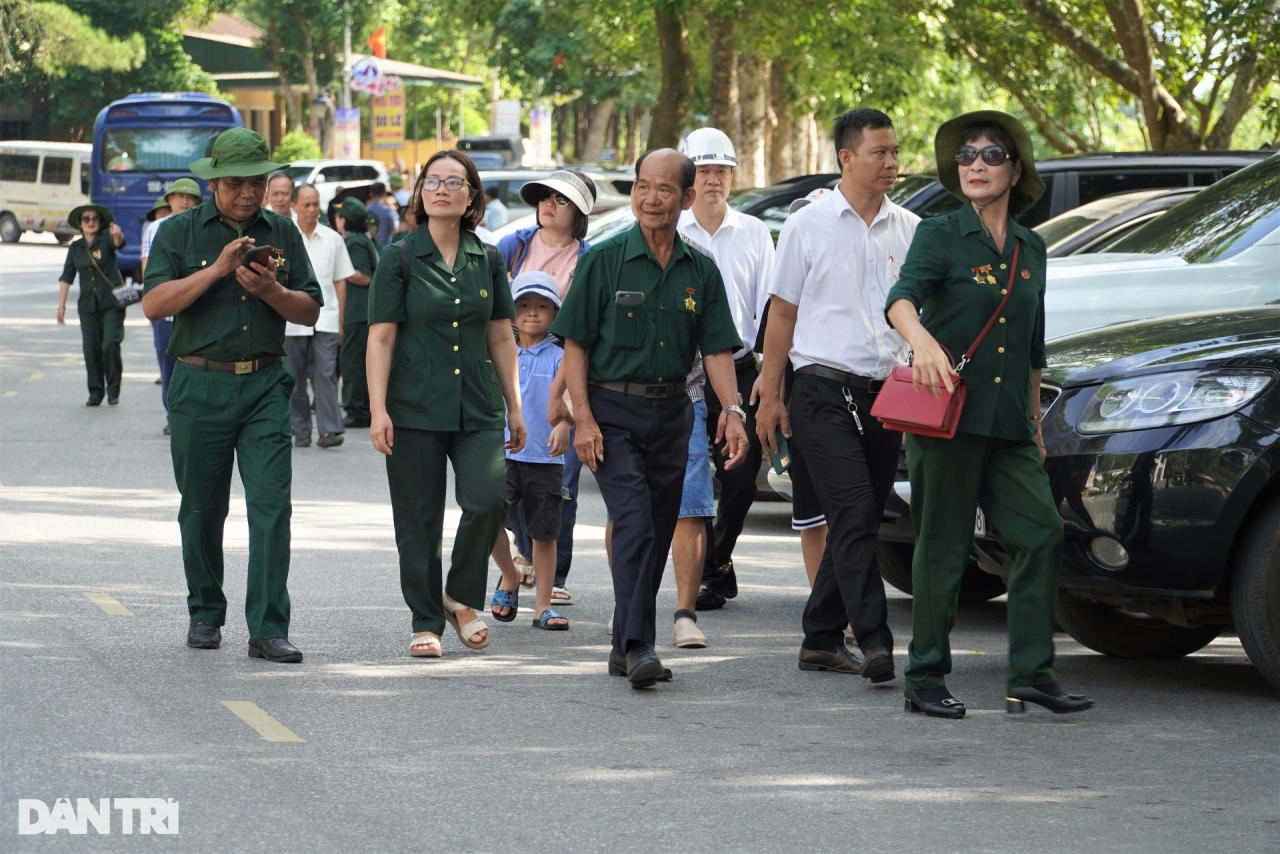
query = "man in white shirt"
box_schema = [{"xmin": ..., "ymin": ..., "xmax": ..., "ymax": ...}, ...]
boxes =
[
  {"xmin": 756, "ymin": 108, "xmax": 920, "ymax": 683},
  {"xmin": 266, "ymin": 172, "xmax": 295, "ymax": 219},
  {"xmin": 670, "ymin": 128, "xmax": 775, "ymax": 643},
  {"xmin": 285, "ymin": 183, "xmax": 356, "ymax": 448}
]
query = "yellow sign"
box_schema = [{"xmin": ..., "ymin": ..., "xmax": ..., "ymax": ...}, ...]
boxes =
[{"xmin": 372, "ymin": 84, "xmax": 405, "ymax": 150}]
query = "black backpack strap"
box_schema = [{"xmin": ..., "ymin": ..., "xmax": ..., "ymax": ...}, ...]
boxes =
[{"xmin": 399, "ymin": 232, "xmax": 413, "ymax": 289}]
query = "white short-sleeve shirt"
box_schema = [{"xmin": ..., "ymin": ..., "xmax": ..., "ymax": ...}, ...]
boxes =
[
  {"xmin": 769, "ymin": 189, "xmax": 919, "ymax": 379},
  {"xmin": 678, "ymin": 207, "xmax": 775, "ymax": 359},
  {"xmin": 285, "ymin": 222, "xmax": 355, "ymax": 336}
]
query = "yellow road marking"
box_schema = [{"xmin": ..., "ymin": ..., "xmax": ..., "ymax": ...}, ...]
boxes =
[
  {"xmin": 220, "ymin": 701, "xmax": 305, "ymax": 743},
  {"xmin": 2, "ymin": 391, "xmax": 15, "ymax": 398},
  {"xmin": 83, "ymin": 592, "xmax": 132, "ymax": 616},
  {"xmin": 27, "ymin": 371, "xmax": 44, "ymax": 381}
]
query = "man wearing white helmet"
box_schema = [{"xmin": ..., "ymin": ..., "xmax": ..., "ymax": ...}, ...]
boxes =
[{"xmin": 672, "ymin": 127, "xmax": 775, "ymax": 636}]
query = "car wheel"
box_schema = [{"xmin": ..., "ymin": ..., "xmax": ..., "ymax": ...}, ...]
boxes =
[
  {"xmin": 1055, "ymin": 594, "xmax": 1222, "ymax": 659},
  {"xmin": 55, "ymin": 232, "xmax": 72, "ymax": 244},
  {"xmin": 0, "ymin": 213, "xmax": 21, "ymax": 243},
  {"xmin": 877, "ymin": 542, "xmax": 1007, "ymax": 602},
  {"xmin": 1230, "ymin": 498, "xmax": 1280, "ymax": 691}
]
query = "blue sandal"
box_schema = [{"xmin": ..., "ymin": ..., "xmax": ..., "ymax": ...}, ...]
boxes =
[
  {"xmin": 531, "ymin": 608, "xmax": 569, "ymax": 631},
  {"xmin": 490, "ymin": 585, "xmax": 519, "ymax": 623}
]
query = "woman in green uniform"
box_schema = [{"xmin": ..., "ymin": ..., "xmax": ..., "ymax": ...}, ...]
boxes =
[
  {"xmin": 367, "ymin": 150, "xmax": 526, "ymax": 659},
  {"xmin": 56, "ymin": 204, "xmax": 127, "ymax": 406},
  {"xmin": 885, "ymin": 111, "xmax": 1093, "ymax": 718}
]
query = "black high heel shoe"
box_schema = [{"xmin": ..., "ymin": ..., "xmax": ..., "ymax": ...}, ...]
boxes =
[
  {"xmin": 1006, "ymin": 682, "xmax": 1094, "ymax": 714},
  {"xmin": 904, "ymin": 686, "xmax": 966, "ymax": 719}
]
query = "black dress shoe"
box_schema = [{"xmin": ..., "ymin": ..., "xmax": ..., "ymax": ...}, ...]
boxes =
[
  {"xmin": 703, "ymin": 560, "xmax": 738, "ymax": 599},
  {"xmin": 86, "ymin": 396, "xmax": 103, "ymax": 407},
  {"xmin": 694, "ymin": 584, "xmax": 727, "ymax": 611},
  {"xmin": 343, "ymin": 415, "xmax": 371, "ymax": 428},
  {"xmin": 860, "ymin": 648, "xmax": 895, "ymax": 683},
  {"xmin": 904, "ymin": 685, "xmax": 966, "ymax": 719},
  {"xmin": 1006, "ymin": 682, "xmax": 1094, "ymax": 714},
  {"xmin": 797, "ymin": 645, "xmax": 861, "ymax": 674},
  {"xmin": 623, "ymin": 645, "xmax": 665, "ymax": 689},
  {"xmin": 294, "ymin": 436, "xmax": 311, "ymax": 448},
  {"xmin": 107, "ymin": 395, "xmax": 119, "ymax": 406},
  {"xmin": 248, "ymin": 637, "xmax": 303, "ymax": 663},
  {"xmin": 608, "ymin": 650, "xmax": 672, "ymax": 682},
  {"xmin": 316, "ymin": 431, "xmax": 344, "ymax": 448},
  {"xmin": 186, "ymin": 620, "xmax": 222, "ymax": 650}
]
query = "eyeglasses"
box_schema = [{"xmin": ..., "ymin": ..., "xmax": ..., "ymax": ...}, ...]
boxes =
[
  {"xmin": 955, "ymin": 145, "xmax": 1010, "ymax": 167},
  {"xmin": 422, "ymin": 176, "xmax": 469, "ymax": 192},
  {"xmin": 80, "ymin": 215, "xmax": 101, "ymax": 223},
  {"xmin": 539, "ymin": 193, "xmax": 572, "ymax": 208}
]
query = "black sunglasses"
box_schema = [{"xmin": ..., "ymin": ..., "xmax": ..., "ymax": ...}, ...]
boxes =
[{"xmin": 955, "ymin": 145, "xmax": 1010, "ymax": 167}]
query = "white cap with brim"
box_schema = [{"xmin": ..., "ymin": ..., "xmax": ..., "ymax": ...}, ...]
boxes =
[
  {"xmin": 510, "ymin": 270, "xmax": 562, "ymax": 309},
  {"xmin": 788, "ymin": 187, "xmax": 830, "ymax": 214},
  {"xmin": 518, "ymin": 170, "xmax": 596, "ymax": 216}
]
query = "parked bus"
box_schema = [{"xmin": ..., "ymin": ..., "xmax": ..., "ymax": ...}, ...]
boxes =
[
  {"xmin": 0, "ymin": 141, "xmax": 92, "ymax": 243},
  {"xmin": 92, "ymin": 92, "xmax": 241, "ymax": 278}
]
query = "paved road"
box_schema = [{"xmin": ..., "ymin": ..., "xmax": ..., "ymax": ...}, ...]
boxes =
[{"xmin": 2, "ymin": 236, "xmax": 1277, "ymax": 852}]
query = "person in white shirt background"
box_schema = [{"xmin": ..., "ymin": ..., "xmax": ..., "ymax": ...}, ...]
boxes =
[
  {"xmin": 265, "ymin": 172, "xmax": 295, "ymax": 219},
  {"xmin": 756, "ymin": 108, "xmax": 920, "ymax": 684},
  {"xmin": 284, "ymin": 183, "xmax": 356, "ymax": 449},
  {"xmin": 664, "ymin": 127, "xmax": 775, "ymax": 647}
]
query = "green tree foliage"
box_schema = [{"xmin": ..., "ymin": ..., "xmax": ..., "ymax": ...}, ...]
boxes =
[{"xmin": 272, "ymin": 130, "xmax": 322, "ymax": 162}]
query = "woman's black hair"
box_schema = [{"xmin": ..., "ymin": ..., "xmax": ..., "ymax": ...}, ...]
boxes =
[
  {"xmin": 411, "ymin": 149, "xmax": 486, "ymax": 231},
  {"xmin": 960, "ymin": 122, "xmax": 1030, "ymax": 215}
]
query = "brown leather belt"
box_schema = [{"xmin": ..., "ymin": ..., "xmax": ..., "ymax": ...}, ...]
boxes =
[
  {"xmin": 794, "ymin": 364, "xmax": 883, "ymax": 393},
  {"xmin": 178, "ymin": 355, "xmax": 282, "ymax": 375},
  {"xmin": 590, "ymin": 380, "xmax": 685, "ymax": 400}
]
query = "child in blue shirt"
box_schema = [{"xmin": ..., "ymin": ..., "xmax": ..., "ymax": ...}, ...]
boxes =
[{"xmin": 491, "ymin": 271, "xmax": 572, "ymax": 630}]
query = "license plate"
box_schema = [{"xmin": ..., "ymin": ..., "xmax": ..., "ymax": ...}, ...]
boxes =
[{"xmin": 974, "ymin": 507, "xmax": 988, "ymax": 537}]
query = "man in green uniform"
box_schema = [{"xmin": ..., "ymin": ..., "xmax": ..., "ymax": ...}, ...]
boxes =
[
  {"xmin": 143, "ymin": 128, "xmax": 322, "ymax": 664},
  {"xmin": 332, "ymin": 197, "xmax": 378, "ymax": 428},
  {"xmin": 551, "ymin": 148, "xmax": 749, "ymax": 689}
]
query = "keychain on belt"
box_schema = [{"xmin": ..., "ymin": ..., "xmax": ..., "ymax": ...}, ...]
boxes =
[{"xmin": 842, "ymin": 386, "xmax": 865, "ymax": 435}]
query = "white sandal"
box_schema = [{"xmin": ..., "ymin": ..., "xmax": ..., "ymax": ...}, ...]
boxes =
[
  {"xmin": 551, "ymin": 586, "xmax": 573, "ymax": 605},
  {"xmin": 443, "ymin": 595, "xmax": 490, "ymax": 650},
  {"xmin": 409, "ymin": 632, "xmax": 442, "ymax": 658}
]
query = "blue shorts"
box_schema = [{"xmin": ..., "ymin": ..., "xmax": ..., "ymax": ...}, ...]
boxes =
[{"xmin": 679, "ymin": 399, "xmax": 716, "ymax": 518}]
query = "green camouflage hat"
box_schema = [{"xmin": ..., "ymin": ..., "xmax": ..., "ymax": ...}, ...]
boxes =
[
  {"xmin": 145, "ymin": 194, "xmax": 171, "ymax": 221},
  {"xmin": 388, "ymin": 173, "xmax": 404, "ymax": 190},
  {"xmin": 934, "ymin": 110, "xmax": 1045, "ymax": 215},
  {"xmin": 68, "ymin": 204, "xmax": 113, "ymax": 229},
  {"xmin": 164, "ymin": 177, "xmax": 203, "ymax": 204},
  {"xmin": 333, "ymin": 196, "xmax": 370, "ymax": 229},
  {"xmin": 190, "ymin": 128, "xmax": 286, "ymax": 179}
]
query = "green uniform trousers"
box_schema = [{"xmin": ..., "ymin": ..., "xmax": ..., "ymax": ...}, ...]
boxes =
[
  {"xmin": 904, "ymin": 432, "xmax": 1063, "ymax": 690},
  {"xmin": 385, "ymin": 426, "xmax": 506, "ymax": 634},
  {"xmin": 79, "ymin": 307, "xmax": 125, "ymax": 400},
  {"xmin": 168, "ymin": 361, "xmax": 295, "ymax": 639},
  {"xmin": 339, "ymin": 322, "xmax": 370, "ymax": 421}
]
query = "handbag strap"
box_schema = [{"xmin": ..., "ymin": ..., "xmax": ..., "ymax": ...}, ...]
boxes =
[
  {"xmin": 85, "ymin": 242, "xmax": 124, "ymax": 289},
  {"xmin": 956, "ymin": 239, "xmax": 1021, "ymax": 373}
]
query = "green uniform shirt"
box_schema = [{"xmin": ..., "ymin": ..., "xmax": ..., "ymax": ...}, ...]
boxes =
[
  {"xmin": 60, "ymin": 233, "xmax": 120, "ymax": 314},
  {"xmin": 884, "ymin": 203, "xmax": 1047, "ymax": 440},
  {"xmin": 342, "ymin": 231, "xmax": 380, "ymax": 326},
  {"xmin": 143, "ymin": 200, "xmax": 322, "ymax": 361},
  {"xmin": 550, "ymin": 224, "xmax": 742, "ymax": 384},
  {"xmin": 367, "ymin": 226, "xmax": 514, "ymax": 432}
]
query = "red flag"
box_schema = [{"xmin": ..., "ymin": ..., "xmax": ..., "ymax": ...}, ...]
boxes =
[
  {"xmin": 367, "ymin": 27, "xmax": 387, "ymax": 59},
  {"xmin": 551, "ymin": 48, "xmax": 566, "ymax": 70}
]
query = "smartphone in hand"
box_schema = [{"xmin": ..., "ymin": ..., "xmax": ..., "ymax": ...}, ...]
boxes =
[
  {"xmin": 241, "ymin": 244, "xmax": 282, "ymax": 269},
  {"xmin": 769, "ymin": 427, "xmax": 791, "ymax": 475}
]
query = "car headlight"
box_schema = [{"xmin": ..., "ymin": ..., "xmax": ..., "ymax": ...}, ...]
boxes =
[{"xmin": 1077, "ymin": 369, "xmax": 1273, "ymax": 434}]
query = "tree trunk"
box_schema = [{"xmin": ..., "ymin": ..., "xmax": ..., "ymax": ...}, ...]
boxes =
[
  {"xmin": 737, "ymin": 52, "xmax": 768, "ymax": 188},
  {"xmin": 607, "ymin": 107, "xmax": 621, "ymax": 163},
  {"xmin": 706, "ymin": 10, "xmax": 739, "ymax": 144},
  {"xmin": 554, "ymin": 104, "xmax": 569, "ymax": 162},
  {"xmin": 769, "ymin": 59, "xmax": 791, "ymax": 182},
  {"xmin": 622, "ymin": 106, "xmax": 642, "ymax": 164},
  {"xmin": 648, "ymin": 4, "xmax": 694, "ymax": 150},
  {"xmin": 580, "ymin": 97, "xmax": 615, "ymax": 164}
]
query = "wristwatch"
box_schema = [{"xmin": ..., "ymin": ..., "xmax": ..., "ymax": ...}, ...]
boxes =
[{"xmin": 725, "ymin": 404, "xmax": 748, "ymax": 422}]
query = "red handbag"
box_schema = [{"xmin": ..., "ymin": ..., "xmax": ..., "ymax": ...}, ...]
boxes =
[{"xmin": 871, "ymin": 241, "xmax": 1021, "ymax": 439}]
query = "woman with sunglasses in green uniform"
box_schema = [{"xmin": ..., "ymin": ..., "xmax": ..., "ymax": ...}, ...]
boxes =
[
  {"xmin": 57, "ymin": 204, "xmax": 127, "ymax": 406},
  {"xmin": 885, "ymin": 111, "xmax": 1094, "ymax": 719}
]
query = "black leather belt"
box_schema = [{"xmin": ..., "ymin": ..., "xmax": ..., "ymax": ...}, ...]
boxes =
[
  {"xmin": 794, "ymin": 364, "xmax": 883, "ymax": 393},
  {"xmin": 734, "ymin": 352, "xmax": 758, "ymax": 370},
  {"xmin": 590, "ymin": 380, "xmax": 685, "ymax": 400},
  {"xmin": 178, "ymin": 355, "xmax": 282, "ymax": 375}
]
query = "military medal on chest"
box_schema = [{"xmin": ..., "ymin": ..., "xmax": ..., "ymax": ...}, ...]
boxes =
[
  {"xmin": 684, "ymin": 287, "xmax": 697, "ymax": 312},
  {"xmin": 91, "ymin": 248, "xmax": 103, "ymax": 261},
  {"xmin": 970, "ymin": 263, "xmax": 995, "ymax": 285}
]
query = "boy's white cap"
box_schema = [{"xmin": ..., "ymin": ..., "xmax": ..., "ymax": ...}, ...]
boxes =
[
  {"xmin": 788, "ymin": 187, "xmax": 830, "ymax": 214},
  {"xmin": 510, "ymin": 270, "xmax": 562, "ymax": 309}
]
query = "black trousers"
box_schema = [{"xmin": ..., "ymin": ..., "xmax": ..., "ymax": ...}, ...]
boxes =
[
  {"xmin": 703, "ymin": 358, "xmax": 764, "ymax": 574},
  {"xmin": 788, "ymin": 373, "xmax": 899, "ymax": 653},
  {"xmin": 589, "ymin": 387, "xmax": 692, "ymax": 655}
]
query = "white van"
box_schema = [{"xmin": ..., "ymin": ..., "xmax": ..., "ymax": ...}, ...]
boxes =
[{"xmin": 0, "ymin": 141, "xmax": 92, "ymax": 243}]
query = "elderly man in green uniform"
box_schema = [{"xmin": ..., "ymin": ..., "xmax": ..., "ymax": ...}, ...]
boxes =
[
  {"xmin": 551, "ymin": 148, "xmax": 749, "ymax": 689},
  {"xmin": 143, "ymin": 128, "xmax": 322, "ymax": 664},
  {"xmin": 332, "ymin": 197, "xmax": 378, "ymax": 428}
]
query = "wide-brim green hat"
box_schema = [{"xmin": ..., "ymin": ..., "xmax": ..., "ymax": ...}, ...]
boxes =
[
  {"xmin": 145, "ymin": 194, "xmax": 171, "ymax": 221},
  {"xmin": 332, "ymin": 196, "xmax": 369, "ymax": 229},
  {"xmin": 68, "ymin": 204, "xmax": 113, "ymax": 229},
  {"xmin": 190, "ymin": 128, "xmax": 286, "ymax": 179},
  {"xmin": 164, "ymin": 176, "xmax": 203, "ymax": 203},
  {"xmin": 934, "ymin": 110, "xmax": 1045, "ymax": 215}
]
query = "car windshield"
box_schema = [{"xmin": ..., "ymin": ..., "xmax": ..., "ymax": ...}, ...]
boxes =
[
  {"xmin": 1035, "ymin": 191, "xmax": 1166, "ymax": 250},
  {"xmin": 283, "ymin": 166, "xmax": 314, "ymax": 183},
  {"xmin": 889, "ymin": 174, "xmax": 936, "ymax": 203},
  {"xmin": 1106, "ymin": 154, "xmax": 1280, "ymax": 263},
  {"xmin": 99, "ymin": 128, "xmax": 222, "ymax": 172}
]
